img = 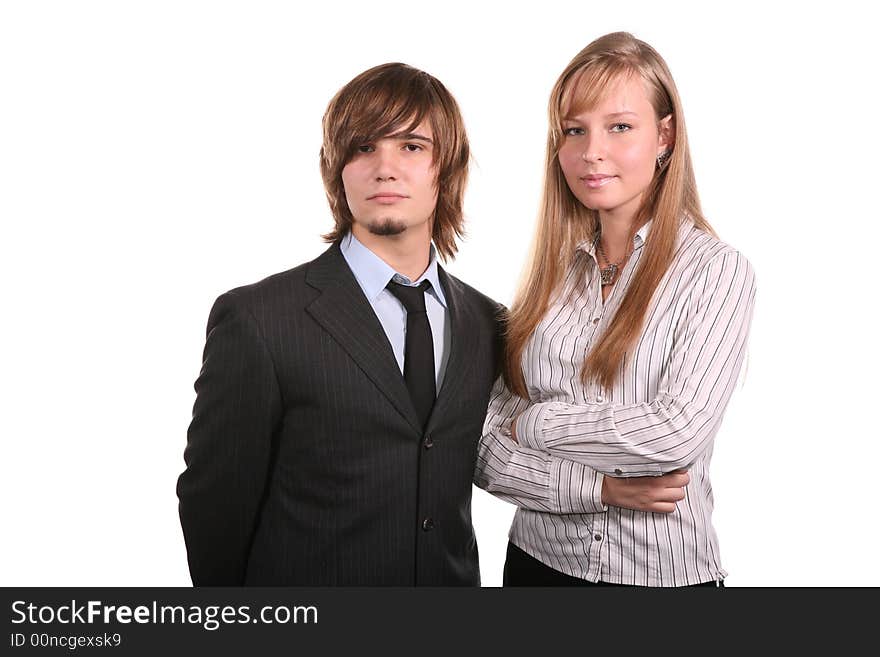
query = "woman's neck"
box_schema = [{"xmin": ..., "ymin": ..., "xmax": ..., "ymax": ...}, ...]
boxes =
[{"xmin": 597, "ymin": 212, "xmax": 638, "ymax": 262}]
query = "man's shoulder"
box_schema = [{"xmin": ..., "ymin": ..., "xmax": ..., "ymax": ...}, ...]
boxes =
[
  {"xmin": 219, "ymin": 262, "xmax": 308, "ymax": 308},
  {"xmin": 212, "ymin": 245, "xmax": 340, "ymax": 315},
  {"xmin": 441, "ymin": 270, "xmax": 506, "ymax": 318}
]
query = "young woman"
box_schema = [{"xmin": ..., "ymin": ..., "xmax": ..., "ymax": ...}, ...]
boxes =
[{"xmin": 475, "ymin": 32, "xmax": 756, "ymax": 587}]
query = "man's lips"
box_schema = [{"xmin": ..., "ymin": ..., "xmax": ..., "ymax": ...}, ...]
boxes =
[
  {"xmin": 367, "ymin": 193, "xmax": 408, "ymax": 201},
  {"xmin": 580, "ymin": 174, "xmax": 616, "ymax": 189}
]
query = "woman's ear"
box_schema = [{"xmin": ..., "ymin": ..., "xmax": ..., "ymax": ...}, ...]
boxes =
[{"xmin": 658, "ymin": 113, "xmax": 675, "ymax": 154}]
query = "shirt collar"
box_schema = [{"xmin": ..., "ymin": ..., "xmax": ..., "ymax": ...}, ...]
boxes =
[
  {"xmin": 575, "ymin": 219, "xmax": 654, "ymax": 257},
  {"xmin": 634, "ymin": 219, "xmax": 652, "ymax": 249},
  {"xmin": 340, "ymin": 232, "xmax": 447, "ymax": 307}
]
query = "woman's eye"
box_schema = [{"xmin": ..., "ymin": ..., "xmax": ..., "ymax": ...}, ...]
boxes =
[
  {"xmin": 610, "ymin": 123, "xmax": 632, "ymax": 133},
  {"xmin": 357, "ymin": 144, "xmax": 374, "ymax": 153},
  {"xmin": 563, "ymin": 127, "xmax": 584, "ymax": 136}
]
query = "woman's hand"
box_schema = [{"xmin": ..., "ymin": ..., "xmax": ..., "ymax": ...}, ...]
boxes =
[{"xmin": 600, "ymin": 470, "xmax": 690, "ymax": 513}]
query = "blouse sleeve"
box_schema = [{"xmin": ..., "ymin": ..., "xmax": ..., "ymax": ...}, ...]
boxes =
[
  {"xmin": 514, "ymin": 249, "xmax": 756, "ymax": 476},
  {"xmin": 474, "ymin": 376, "xmax": 607, "ymax": 514}
]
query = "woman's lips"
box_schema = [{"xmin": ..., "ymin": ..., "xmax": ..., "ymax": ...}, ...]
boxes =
[{"xmin": 582, "ymin": 175, "xmax": 616, "ymax": 189}]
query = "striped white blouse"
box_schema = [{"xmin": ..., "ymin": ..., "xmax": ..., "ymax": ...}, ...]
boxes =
[{"xmin": 475, "ymin": 220, "xmax": 756, "ymax": 586}]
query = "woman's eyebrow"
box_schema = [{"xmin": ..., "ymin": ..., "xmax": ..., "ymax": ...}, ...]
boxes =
[{"xmin": 561, "ymin": 110, "xmax": 638, "ymax": 121}]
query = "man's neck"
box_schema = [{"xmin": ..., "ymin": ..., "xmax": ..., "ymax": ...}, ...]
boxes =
[{"xmin": 351, "ymin": 224, "xmax": 433, "ymax": 282}]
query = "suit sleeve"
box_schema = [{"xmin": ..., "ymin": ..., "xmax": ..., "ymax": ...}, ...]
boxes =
[{"xmin": 176, "ymin": 292, "xmax": 283, "ymax": 585}]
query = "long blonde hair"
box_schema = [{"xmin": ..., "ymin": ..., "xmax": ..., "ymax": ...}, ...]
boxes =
[{"xmin": 504, "ymin": 32, "xmax": 714, "ymax": 397}]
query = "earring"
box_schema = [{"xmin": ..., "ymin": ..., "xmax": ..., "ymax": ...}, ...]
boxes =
[{"xmin": 656, "ymin": 150, "xmax": 671, "ymax": 170}]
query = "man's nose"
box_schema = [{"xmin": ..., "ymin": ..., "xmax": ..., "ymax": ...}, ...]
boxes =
[{"xmin": 373, "ymin": 145, "xmax": 399, "ymax": 181}]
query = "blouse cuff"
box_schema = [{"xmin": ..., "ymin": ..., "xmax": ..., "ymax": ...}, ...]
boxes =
[
  {"xmin": 551, "ymin": 458, "xmax": 607, "ymax": 514},
  {"xmin": 515, "ymin": 402, "xmax": 567, "ymax": 451}
]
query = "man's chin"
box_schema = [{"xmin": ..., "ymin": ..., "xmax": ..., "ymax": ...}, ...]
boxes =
[{"xmin": 366, "ymin": 219, "xmax": 408, "ymax": 236}]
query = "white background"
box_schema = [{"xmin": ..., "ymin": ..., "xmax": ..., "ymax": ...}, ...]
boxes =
[{"xmin": 2, "ymin": 0, "xmax": 877, "ymax": 587}]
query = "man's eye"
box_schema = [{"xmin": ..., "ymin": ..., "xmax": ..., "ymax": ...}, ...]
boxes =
[
  {"xmin": 403, "ymin": 143, "xmax": 423, "ymax": 152},
  {"xmin": 357, "ymin": 144, "xmax": 374, "ymax": 153},
  {"xmin": 610, "ymin": 123, "xmax": 632, "ymax": 133}
]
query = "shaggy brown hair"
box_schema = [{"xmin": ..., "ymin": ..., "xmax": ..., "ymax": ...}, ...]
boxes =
[{"xmin": 319, "ymin": 63, "xmax": 470, "ymax": 261}]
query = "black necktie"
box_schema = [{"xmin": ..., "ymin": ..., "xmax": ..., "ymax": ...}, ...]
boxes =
[{"xmin": 386, "ymin": 279, "xmax": 436, "ymax": 430}]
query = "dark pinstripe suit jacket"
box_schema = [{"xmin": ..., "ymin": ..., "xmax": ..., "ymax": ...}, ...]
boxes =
[{"xmin": 177, "ymin": 244, "xmax": 503, "ymax": 586}]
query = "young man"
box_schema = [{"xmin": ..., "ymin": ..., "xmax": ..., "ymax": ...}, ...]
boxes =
[{"xmin": 176, "ymin": 63, "xmax": 503, "ymax": 585}]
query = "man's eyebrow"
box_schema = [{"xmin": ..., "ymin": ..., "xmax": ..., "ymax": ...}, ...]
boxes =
[{"xmin": 390, "ymin": 132, "xmax": 434, "ymax": 144}]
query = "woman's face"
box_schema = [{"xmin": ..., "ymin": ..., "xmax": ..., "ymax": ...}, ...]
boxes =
[{"xmin": 557, "ymin": 74, "xmax": 672, "ymax": 223}]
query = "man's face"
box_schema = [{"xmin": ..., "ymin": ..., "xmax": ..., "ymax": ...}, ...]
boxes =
[{"xmin": 341, "ymin": 120, "xmax": 438, "ymax": 238}]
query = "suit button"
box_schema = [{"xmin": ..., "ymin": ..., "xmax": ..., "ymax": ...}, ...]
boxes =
[
  {"xmin": 423, "ymin": 435, "xmax": 434, "ymax": 449},
  {"xmin": 422, "ymin": 517, "xmax": 435, "ymax": 531}
]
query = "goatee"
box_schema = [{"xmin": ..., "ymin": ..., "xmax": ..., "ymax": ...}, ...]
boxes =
[{"xmin": 367, "ymin": 219, "xmax": 408, "ymax": 236}]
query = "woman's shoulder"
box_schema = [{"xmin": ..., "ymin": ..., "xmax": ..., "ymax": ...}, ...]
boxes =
[
  {"xmin": 676, "ymin": 220, "xmax": 752, "ymax": 269},
  {"xmin": 672, "ymin": 220, "xmax": 756, "ymax": 291}
]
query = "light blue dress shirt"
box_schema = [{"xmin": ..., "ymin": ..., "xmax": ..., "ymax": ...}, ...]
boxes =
[{"xmin": 340, "ymin": 232, "xmax": 450, "ymax": 390}]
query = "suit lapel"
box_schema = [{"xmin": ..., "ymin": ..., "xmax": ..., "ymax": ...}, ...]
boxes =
[
  {"xmin": 305, "ymin": 245, "xmax": 422, "ymax": 434},
  {"xmin": 429, "ymin": 267, "xmax": 477, "ymax": 426}
]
